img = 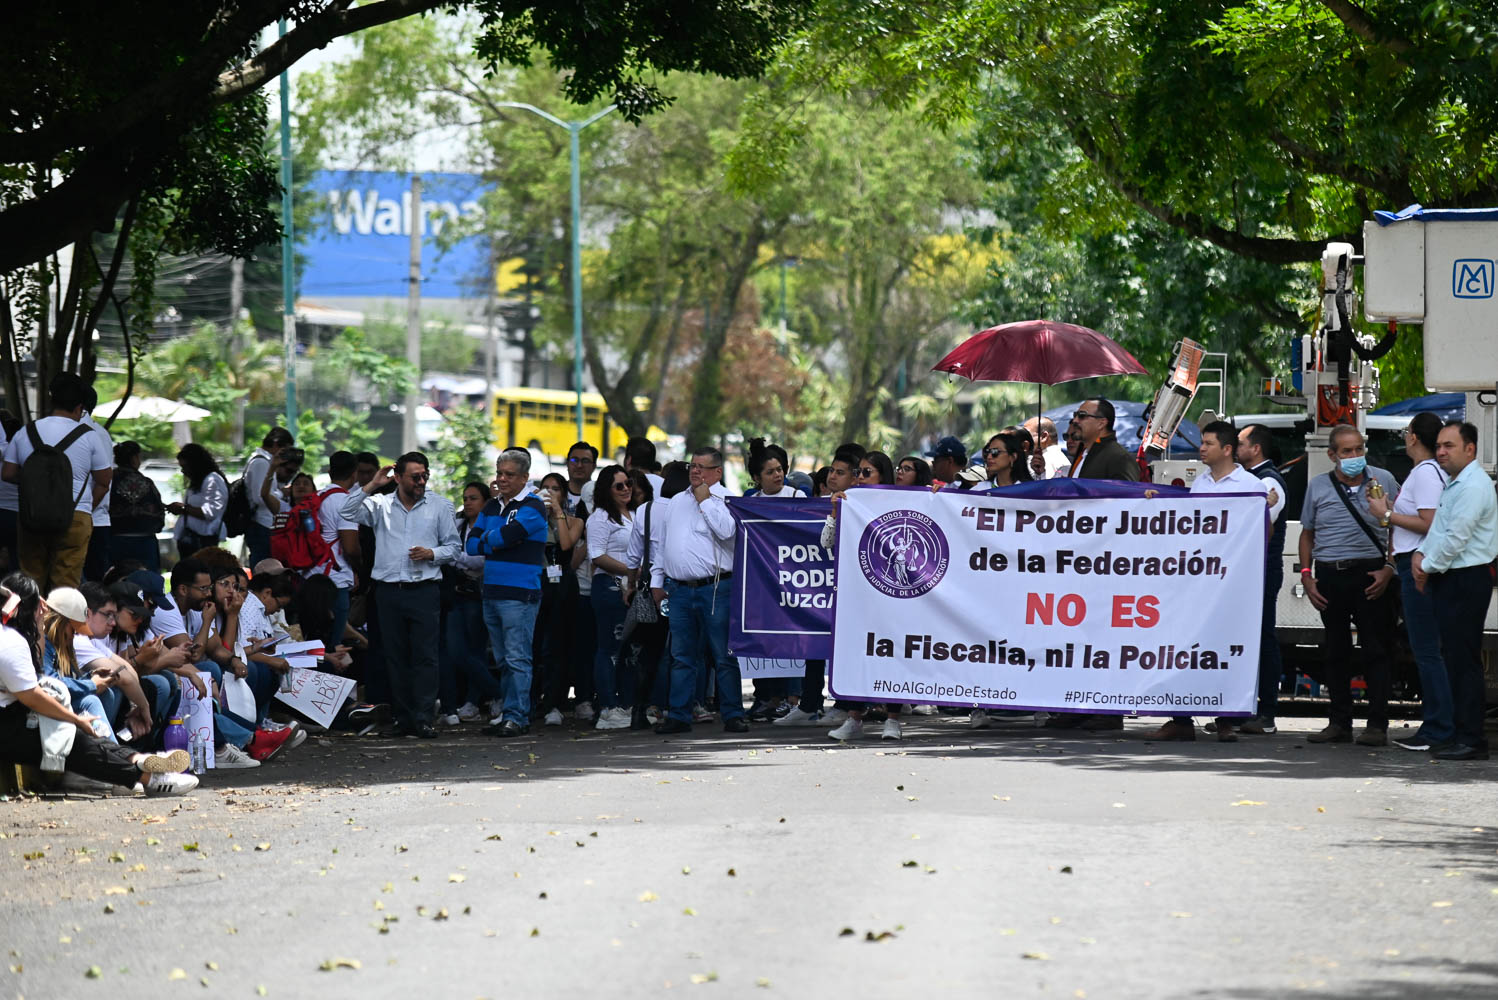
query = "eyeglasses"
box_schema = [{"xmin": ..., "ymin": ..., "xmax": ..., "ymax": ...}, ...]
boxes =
[
  {"xmin": 898, "ymin": 465, "xmax": 915, "ymax": 473},
  {"xmin": 1073, "ymin": 410, "xmax": 1102, "ymax": 421},
  {"xmin": 188, "ymin": 583, "xmax": 212, "ymax": 594},
  {"xmin": 91, "ymin": 608, "xmax": 117, "ymax": 621},
  {"xmin": 855, "ymin": 467, "xmax": 878, "ymax": 478},
  {"xmin": 983, "ymin": 447, "xmax": 1010, "ymax": 458},
  {"xmin": 567, "ymin": 456, "xmax": 595, "ymax": 464},
  {"xmin": 689, "ymin": 463, "xmax": 721, "ymax": 472}
]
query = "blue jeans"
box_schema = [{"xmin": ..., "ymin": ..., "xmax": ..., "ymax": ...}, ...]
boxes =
[
  {"xmin": 483, "ymin": 595, "xmax": 542, "ymax": 726},
  {"xmin": 109, "ymin": 532, "xmax": 161, "ymax": 573},
  {"xmin": 665, "ymin": 578, "xmax": 744, "ymax": 724},
  {"xmin": 442, "ymin": 598, "xmax": 501, "ymax": 710},
  {"xmin": 246, "ymin": 522, "xmax": 272, "ymax": 569},
  {"xmin": 329, "ymin": 585, "xmax": 351, "ymax": 653},
  {"xmin": 592, "ymin": 574, "xmax": 632, "ymax": 710},
  {"xmin": 1396, "ymin": 552, "xmax": 1454, "ymax": 743}
]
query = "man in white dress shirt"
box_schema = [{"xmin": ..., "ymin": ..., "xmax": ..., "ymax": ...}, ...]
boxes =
[
  {"xmin": 650, "ymin": 447, "xmax": 747, "ymax": 734},
  {"xmin": 1149, "ymin": 420, "xmax": 1269, "ymax": 743}
]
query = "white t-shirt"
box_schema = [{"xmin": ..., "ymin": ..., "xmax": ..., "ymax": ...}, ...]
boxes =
[
  {"xmin": 72, "ymin": 635, "xmax": 109, "ymax": 671},
  {"xmin": 0, "ymin": 626, "xmax": 38, "ymax": 708},
  {"xmin": 82, "ymin": 413, "xmax": 113, "ymax": 527},
  {"xmin": 1392, "ymin": 458, "xmax": 1447, "ymax": 555},
  {"xmin": 2, "ymin": 415, "xmax": 113, "ymax": 517},
  {"xmin": 587, "ymin": 509, "xmax": 634, "ymax": 577},
  {"xmin": 306, "ymin": 485, "xmax": 356, "ymax": 589},
  {"xmin": 146, "ymin": 602, "xmax": 189, "ymax": 643},
  {"xmin": 0, "ymin": 425, "xmax": 18, "ymax": 512},
  {"xmin": 238, "ymin": 592, "xmax": 275, "ymax": 643}
]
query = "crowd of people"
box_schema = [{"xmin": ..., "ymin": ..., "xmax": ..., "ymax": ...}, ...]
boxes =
[{"xmin": 0, "ymin": 373, "xmax": 1491, "ymax": 799}]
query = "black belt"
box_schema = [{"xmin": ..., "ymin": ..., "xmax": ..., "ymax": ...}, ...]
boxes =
[
  {"xmin": 1315, "ymin": 557, "xmax": 1387, "ymax": 573},
  {"xmin": 380, "ymin": 579, "xmax": 438, "ymax": 590},
  {"xmin": 674, "ymin": 572, "xmax": 731, "ymax": 589}
]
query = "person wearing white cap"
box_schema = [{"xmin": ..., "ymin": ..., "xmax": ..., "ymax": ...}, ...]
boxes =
[{"xmin": 0, "ymin": 573, "xmax": 196, "ymax": 795}]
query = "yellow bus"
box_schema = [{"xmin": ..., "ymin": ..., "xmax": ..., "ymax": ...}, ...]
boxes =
[{"xmin": 492, "ymin": 386, "xmax": 668, "ymax": 459}]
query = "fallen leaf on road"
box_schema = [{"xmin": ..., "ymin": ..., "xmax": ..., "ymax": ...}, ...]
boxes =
[
  {"xmin": 1231, "ymin": 801, "xmax": 1266, "ymax": 807},
  {"xmin": 168, "ymin": 968, "xmax": 187, "ymax": 980},
  {"xmin": 104, "ymin": 886, "xmax": 128, "ymax": 895},
  {"xmin": 1431, "ymin": 901, "xmax": 1454, "ymax": 908},
  {"xmin": 85, "ymin": 966, "xmax": 103, "ymax": 978},
  {"xmin": 690, "ymin": 972, "xmax": 719, "ymax": 983},
  {"xmin": 839, "ymin": 928, "xmax": 855, "ymax": 937},
  {"xmin": 902, "ymin": 860, "xmax": 919, "ymax": 868},
  {"xmin": 682, "ymin": 907, "xmax": 697, "ymax": 916},
  {"xmin": 1060, "ymin": 866, "xmax": 1073, "ymax": 874},
  {"xmin": 485, "ymin": 834, "xmax": 502, "ymax": 841},
  {"xmin": 638, "ymin": 891, "xmax": 659, "ymax": 902},
  {"xmin": 864, "ymin": 931, "xmax": 895, "ymax": 942},
  {"xmin": 1021, "ymin": 952, "xmax": 1049, "ymax": 961},
  {"xmin": 255, "ymin": 843, "xmax": 271, "ymax": 852},
  {"xmin": 318, "ymin": 958, "xmax": 361, "ymax": 971},
  {"xmin": 756, "ymin": 977, "xmax": 771, "ymax": 987},
  {"xmin": 1316, "ymin": 807, "xmax": 1326, "ymax": 813},
  {"xmin": 448, "ymin": 874, "xmax": 465, "ymax": 883},
  {"xmin": 1170, "ymin": 912, "xmax": 1192, "ymax": 918}
]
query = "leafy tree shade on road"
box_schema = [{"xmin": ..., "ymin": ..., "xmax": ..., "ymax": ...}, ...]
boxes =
[{"xmin": 0, "ymin": 0, "xmax": 815, "ymax": 276}]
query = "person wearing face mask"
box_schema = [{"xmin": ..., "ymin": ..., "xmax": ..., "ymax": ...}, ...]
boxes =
[{"xmin": 1298, "ymin": 424, "xmax": 1400, "ymax": 747}]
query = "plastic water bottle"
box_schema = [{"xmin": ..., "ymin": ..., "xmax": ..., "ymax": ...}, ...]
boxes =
[
  {"xmin": 299, "ymin": 508, "xmax": 316, "ymax": 533},
  {"xmin": 163, "ymin": 717, "xmax": 189, "ymax": 772},
  {"xmin": 189, "ymin": 732, "xmax": 206, "ymax": 775}
]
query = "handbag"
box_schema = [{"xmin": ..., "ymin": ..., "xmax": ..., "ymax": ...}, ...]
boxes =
[{"xmin": 621, "ymin": 503, "xmax": 661, "ymax": 637}]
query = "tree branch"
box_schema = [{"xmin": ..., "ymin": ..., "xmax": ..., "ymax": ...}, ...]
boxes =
[
  {"xmin": 1267, "ymin": 129, "xmax": 1416, "ymax": 206},
  {"xmin": 1069, "ymin": 125, "xmax": 1331, "ymax": 264},
  {"xmin": 214, "ymin": 0, "xmax": 450, "ymax": 105},
  {"xmin": 1317, "ymin": 0, "xmax": 1414, "ymax": 59}
]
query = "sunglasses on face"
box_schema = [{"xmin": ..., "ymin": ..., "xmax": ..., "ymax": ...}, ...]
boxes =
[
  {"xmin": 983, "ymin": 447, "xmax": 1010, "ymax": 458},
  {"xmin": 689, "ymin": 463, "xmax": 720, "ymax": 472},
  {"xmin": 611, "ymin": 481, "xmax": 632, "ymax": 490},
  {"xmin": 855, "ymin": 467, "xmax": 878, "ymax": 478},
  {"xmin": 1073, "ymin": 411, "xmax": 1102, "ymax": 421}
]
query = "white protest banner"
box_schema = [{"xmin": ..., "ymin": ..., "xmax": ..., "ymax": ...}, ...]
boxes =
[
  {"xmin": 273, "ymin": 668, "xmax": 356, "ymax": 728},
  {"xmin": 830, "ymin": 482, "xmax": 1265, "ymax": 716},
  {"xmin": 737, "ymin": 657, "xmax": 806, "ymax": 679}
]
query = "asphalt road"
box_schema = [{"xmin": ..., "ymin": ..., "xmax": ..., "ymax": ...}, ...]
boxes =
[{"xmin": 3, "ymin": 714, "xmax": 1496, "ymax": 999}]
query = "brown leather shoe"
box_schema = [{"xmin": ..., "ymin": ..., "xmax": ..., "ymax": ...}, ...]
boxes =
[
  {"xmin": 1080, "ymin": 714, "xmax": 1124, "ymax": 731},
  {"xmin": 1215, "ymin": 718, "xmax": 1237, "ymax": 742},
  {"xmin": 1306, "ymin": 724, "xmax": 1353, "ymax": 743},
  {"xmin": 1354, "ymin": 726, "xmax": 1388, "ymax": 747},
  {"xmin": 1147, "ymin": 720, "xmax": 1196, "ymax": 741}
]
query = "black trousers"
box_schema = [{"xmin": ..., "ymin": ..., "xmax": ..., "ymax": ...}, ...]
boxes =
[
  {"xmin": 375, "ymin": 581, "xmax": 441, "ymax": 729},
  {"xmin": 1430, "ymin": 565, "xmax": 1493, "ymax": 751},
  {"xmin": 0, "ymin": 702, "xmax": 140, "ymax": 787},
  {"xmin": 1316, "ymin": 560, "xmax": 1396, "ymax": 730}
]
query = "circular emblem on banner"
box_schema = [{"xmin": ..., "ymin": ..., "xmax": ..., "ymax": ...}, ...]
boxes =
[{"xmin": 858, "ymin": 510, "xmax": 949, "ymax": 599}]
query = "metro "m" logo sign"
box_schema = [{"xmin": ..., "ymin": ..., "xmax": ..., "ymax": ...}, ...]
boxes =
[{"xmin": 1452, "ymin": 259, "xmax": 1495, "ymax": 299}]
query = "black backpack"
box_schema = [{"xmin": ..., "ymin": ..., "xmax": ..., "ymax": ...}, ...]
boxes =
[
  {"xmin": 222, "ymin": 475, "xmax": 254, "ymax": 538},
  {"xmin": 18, "ymin": 422, "xmax": 92, "ymax": 534}
]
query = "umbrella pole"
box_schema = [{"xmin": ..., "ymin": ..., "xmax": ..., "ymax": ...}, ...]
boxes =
[{"xmin": 1037, "ymin": 383, "xmax": 1042, "ymax": 432}]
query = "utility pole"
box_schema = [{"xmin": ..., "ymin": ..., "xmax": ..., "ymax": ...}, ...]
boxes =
[
  {"xmin": 278, "ymin": 18, "xmax": 297, "ymax": 433},
  {"xmin": 229, "ymin": 257, "xmax": 246, "ymax": 450},
  {"xmin": 402, "ymin": 175, "xmax": 423, "ymax": 454}
]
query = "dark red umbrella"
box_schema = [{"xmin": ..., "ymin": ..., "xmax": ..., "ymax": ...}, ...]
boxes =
[{"xmin": 930, "ymin": 319, "xmax": 1149, "ymax": 427}]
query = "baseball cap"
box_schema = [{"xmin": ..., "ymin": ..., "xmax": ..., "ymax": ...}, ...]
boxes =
[
  {"xmin": 252, "ymin": 558, "xmax": 288, "ymax": 577},
  {"xmin": 124, "ymin": 569, "xmax": 174, "ymax": 610},
  {"xmin": 926, "ymin": 436, "xmax": 967, "ymax": 462},
  {"xmin": 108, "ymin": 581, "xmax": 154, "ymax": 622},
  {"xmin": 45, "ymin": 587, "xmax": 89, "ymax": 624}
]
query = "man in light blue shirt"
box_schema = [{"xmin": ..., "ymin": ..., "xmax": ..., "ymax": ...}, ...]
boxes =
[
  {"xmin": 341, "ymin": 451, "xmax": 459, "ymax": 738},
  {"xmin": 1413, "ymin": 421, "xmax": 1498, "ymax": 761}
]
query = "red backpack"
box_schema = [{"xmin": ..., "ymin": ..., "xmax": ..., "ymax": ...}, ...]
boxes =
[{"xmin": 270, "ymin": 487, "xmax": 346, "ymax": 572}]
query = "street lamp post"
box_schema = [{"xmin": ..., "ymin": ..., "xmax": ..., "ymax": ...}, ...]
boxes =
[{"xmin": 494, "ymin": 102, "xmax": 617, "ymax": 441}]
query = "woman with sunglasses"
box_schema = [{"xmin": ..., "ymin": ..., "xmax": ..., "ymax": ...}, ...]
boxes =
[
  {"xmin": 825, "ymin": 451, "xmax": 907, "ymax": 740},
  {"xmin": 1367, "ymin": 410, "xmax": 1452, "ymax": 750},
  {"xmin": 0, "ymin": 574, "xmax": 195, "ymax": 795},
  {"xmin": 983, "ymin": 432, "xmax": 1034, "ymax": 489},
  {"xmin": 587, "ymin": 464, "xmax": 638, "ymax": 729}
]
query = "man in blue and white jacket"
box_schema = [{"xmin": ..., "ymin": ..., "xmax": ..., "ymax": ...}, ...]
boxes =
[{"xmin": 468, "ymin": 448, "xmax": 549, "ymax": 737}]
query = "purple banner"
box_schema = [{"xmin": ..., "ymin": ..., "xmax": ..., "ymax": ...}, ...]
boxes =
[{"xmin": 727, "ymin": 497, "xmax": 834, "ymax": 659}]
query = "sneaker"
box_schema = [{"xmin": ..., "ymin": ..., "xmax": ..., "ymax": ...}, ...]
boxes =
[
  {"xmin": 822, "ymin": 707, "xmax": 849, "ymax": 726},
  {"xmin": 286, "ymin": 728, "xmax": 308, "ymax": 751},
  {"xmin": 969, "ymin": 709, "xmax": 991, "ymax": 730},
  {"xmin": 214, "ymin": 743, "xmax": 261, "ymax": 769},
  {"xmin": 770, "ymin": 702, "xmax": 793, "ymax": 720},
  {"xmin": 457, "ymin": 702, "xmax": 483, "ymax": 723},
  {"xmin": 1355, "ymin": 726, "xmax": 1388, "ymax": 747},
  {"xmin": 828, "ymin": 718, "xmax": 863, "ymax": 740},
  {"xmin": 437, "ymin": 713, "xmax": 462, "ymax": 727},
  {"xmin": 136, "ymin": 749, "xmax": 190, "ymax": 774},
  {"xmin": 144, "ymin": 771, "xmax": 199, "ymax": 797},
  {"xmin": 1392, "ymin": 730, "xmax": 1433, "ymax": 751},
  {"xmin": 544, "ymin": 708, "xmax": 565, "ymax": 727},
  {"xmin": 574, "ymin": 701, "xmax": 596, "ymax": 722},
  {"xmin": 1307, "ymin": 724, "xmax": 1353, "ymax": 744},
  {"xmin": 348, "ymin": 703, "xmax": 388, "ymax": 725},
  {"xmin": 911, "ymin": 704, "xmax": 938, "ymax": 716},
  {"xmin": 691, "ymin": 703, "xmax": 715, "ymax": 724},
  {"xmin": 595, "ymin": 707, "xmax": 631, "ymax": 731},
  {"xmin": 746, "ymin": 700, "xmax": 773, "ymax": 723},
  {"xmin": 774, "ymin": 706, "xmax": 824, "ymax": 727},
  {"xmin": 247, "ymin": 727, "xmax": 293, "ymax": 762},
  {"xmin": 881, "ymin": 718, "xmax": 903, "ymax": 740}
]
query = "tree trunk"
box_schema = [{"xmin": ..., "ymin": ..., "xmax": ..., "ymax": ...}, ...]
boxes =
[{"xmin": 685, "ymin": 218, "xmax": 765, "ymax": 450}]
